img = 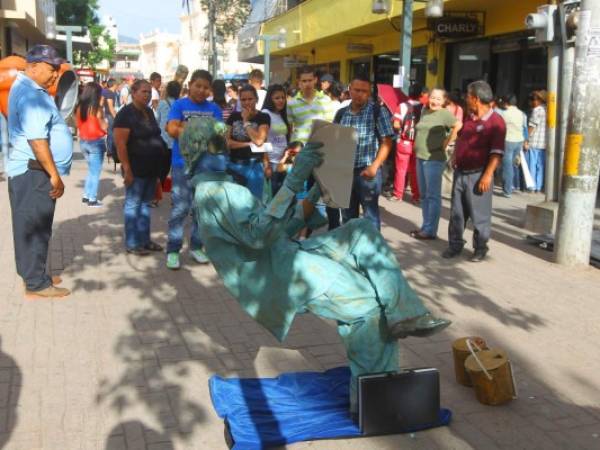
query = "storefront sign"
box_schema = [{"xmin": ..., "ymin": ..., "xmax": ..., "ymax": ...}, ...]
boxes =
[
  {"xmin": 347, "ymin": 43, "xmax": 374, "ymax": 54},
  {"xmin": 283, "ymin": 57, "xmax": 308, "ymax": 68},
  {"xmin": 432, "ymin": 16, "xmax": 481, "ymax": 39}
]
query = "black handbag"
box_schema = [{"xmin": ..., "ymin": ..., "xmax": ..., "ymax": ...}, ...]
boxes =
[{"xmin": 358, "ymin": 368, "xmax": 440, "ymax": 436}]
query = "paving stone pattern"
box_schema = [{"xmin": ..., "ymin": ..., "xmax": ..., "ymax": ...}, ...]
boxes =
[{"xmin": 0, "ymin": 154, "xmax": 599, "ymax": 449}]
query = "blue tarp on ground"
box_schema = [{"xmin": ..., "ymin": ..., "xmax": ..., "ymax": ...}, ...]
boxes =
[{"xmin": 209, "ymin": 366, "xmax": 451, "ymax": 449}]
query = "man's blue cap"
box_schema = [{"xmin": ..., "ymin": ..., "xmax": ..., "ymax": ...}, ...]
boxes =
[{"xmin": 26, "ymin": 45, "xmax": 65, "ymax": 68}]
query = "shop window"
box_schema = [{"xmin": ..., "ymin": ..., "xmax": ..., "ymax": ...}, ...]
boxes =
[
  {"xmin": 302, "ymin": 62, "xmax": 340, "ymax": 83},
  {"xmin": 446, "ymin": 40, "xmax": 491, "ymax": 93},
  {"xmin": 374, "ymin": 47, "xmax": 426, "ymax": 88}
]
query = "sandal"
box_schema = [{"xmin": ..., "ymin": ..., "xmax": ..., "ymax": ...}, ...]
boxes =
[
  {"xmin": 410, "ymin": 230, "xmax": 436, "ymax": 240},
  {"xmin": 144, "ymin": 241, "xmax": 164, "ymax": 252},
  {"xmin": 126, "ymin": 247, "xmax": 150, "ymax": 256}
]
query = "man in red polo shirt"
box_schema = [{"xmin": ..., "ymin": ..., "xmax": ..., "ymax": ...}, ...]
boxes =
[{"xmin": 442, "ymin": 80, "xmax": 505, "ymax": 262}]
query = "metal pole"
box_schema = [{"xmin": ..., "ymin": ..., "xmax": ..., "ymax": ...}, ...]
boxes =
[
  {"xmin": 556, "ymin": 43, "xmax": 575, "ymax": 194},
  {"xmin": 556, "ymin": 0, "xmax": 578, "ymax": 195},
  {"xmin": 208, "ymin": 2, "xmax": 218, "ymax": 78},
  {"xmin": 65, "ymin": 29, "xmax": 73, "ymax": 64},
  {"xmin": 264, "ymin": 38, "xmax": 271, "ymax": 88},
  {"xmin": 399, "ymin": 0, "xmax": 413, "ymax": 92},
  {"xmin": 56, "ymin": 25, "xmax": 82, "ymax": 64},
  {"xmin": 555, "ymin": 0, "xmax": 600, "ymax": 266},
  {"xmin": 545, "ymin": 42, "xmax": 560, "ymax": 201}
]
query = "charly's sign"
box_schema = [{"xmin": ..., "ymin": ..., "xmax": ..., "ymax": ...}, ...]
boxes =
[{"xmin": 432, "ymin": 16, "xmax": 482, "ymax": 39}]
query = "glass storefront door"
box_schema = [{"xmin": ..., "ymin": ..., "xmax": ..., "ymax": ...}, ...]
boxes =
[
  {"xmin": 445, "ymin": 34, "xmax": 547, "ymax": 108},
  {"xmin": 373, "ymin": 47, "xmax": 427, "ymax": 87},
  {"xmin": 445, "ymin": 40, "xmax": 491, "ymax": 93},
  {"xmin": 351, "ymin": 57, "xmax": 371, "ymax": 80}
]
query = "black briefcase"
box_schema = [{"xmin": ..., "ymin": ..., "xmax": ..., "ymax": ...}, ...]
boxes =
[{"xmin": 358, "ymin": 368, "xmax": 440, "ymax": 436}]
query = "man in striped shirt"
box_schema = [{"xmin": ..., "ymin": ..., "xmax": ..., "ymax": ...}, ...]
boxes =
[{"xmin": 287, "ymin": 66, "xmax": 336, "ymax": 143}]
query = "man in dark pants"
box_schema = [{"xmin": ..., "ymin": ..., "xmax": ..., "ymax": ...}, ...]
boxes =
[
  {"xmin": 6, "ymin": 45, "xmax": 73, "ymax": 297},
  {"xmin": 328, "ymin": 75, "xmax": 394, "ymax": 231},
  {"xmin": 442, "ymin": 80, "xmax": 505, "ymax": 262}
]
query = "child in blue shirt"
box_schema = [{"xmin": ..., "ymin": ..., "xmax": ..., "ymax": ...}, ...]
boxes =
[{"xmin": 165, "ymin": 70, "xmax": 223, "ymax": 270}]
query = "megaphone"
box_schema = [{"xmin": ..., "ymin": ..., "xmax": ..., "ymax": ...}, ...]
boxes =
[{"xmin": 0, "ymin": 56, "xmax": 79, "ymax": 121}]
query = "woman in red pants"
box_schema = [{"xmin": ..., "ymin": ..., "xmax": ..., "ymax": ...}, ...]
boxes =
[{"xmin": 391, "ymin": 84, "xmax": 423, "ymax": 203}]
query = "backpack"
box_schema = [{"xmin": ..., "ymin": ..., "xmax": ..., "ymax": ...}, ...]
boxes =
[
  {"xmin": 399, "ymin": 102, "xmax": 423, "ymax": 142},
  {"xmin": 333, "ymin": 101, "xmax": 382, "ymax": 143}
]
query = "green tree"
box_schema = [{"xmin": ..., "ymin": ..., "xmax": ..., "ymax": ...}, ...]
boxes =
[
  {"xmin": 55, "ymin": 0, "xmax": 116, "ymax": 68},
  {"xmin": 182, "ymin": 0, "xmax": 251, "ymax": 38}
]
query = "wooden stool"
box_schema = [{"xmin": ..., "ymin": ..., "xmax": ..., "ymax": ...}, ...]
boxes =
[
  {"xmin": 465, "ymin": 345, "xmax": 517, "ymax": 406},
  {"xmin": 452, "ymin": 337, "xmax": 487, "ymax": 386}
]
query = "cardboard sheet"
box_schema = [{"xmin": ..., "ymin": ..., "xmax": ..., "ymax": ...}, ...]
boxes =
[{"xmin": 307, "ymin": 120, "xmax": 358, "ymax": 209}]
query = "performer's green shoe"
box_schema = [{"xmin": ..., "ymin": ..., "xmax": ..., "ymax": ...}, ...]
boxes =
[{"xmin": 388, "ymin": 313, "xmax": 451, "ymax": 339}]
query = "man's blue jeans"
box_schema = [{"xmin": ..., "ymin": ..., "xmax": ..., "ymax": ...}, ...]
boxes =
[
  {"xmin": 341, "ymin": 168, "xmax": 383, "ymax": 231},
  {"xmin": 227, "ymin": 158, "xmax": 264, "ymax": 199},
  {"xmin": 416, "ymin": 159, "xmax": 445, "ymax": 237},
  {"xmin": 502, "ymin": 141, "xmax": 522, "ymax": 196},
  {"xmin": 124, "ymin": 177, "xmax": 157, "ymax": 250},
  {"xmin": 167, "ymin": 166, "xmax": 202, "ymax": 253},
  {"xmin": 526, "ymin": 148, "xmax": 545, "ymax": 192},
  {"xmin": 80, "ymin": 137, "xmax": 106, "ymax": 202}
]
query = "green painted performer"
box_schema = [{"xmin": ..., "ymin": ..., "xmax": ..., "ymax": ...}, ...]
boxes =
[{"xmin": 181, "ymin": 117, "xmax": 451, "ymax": 412}]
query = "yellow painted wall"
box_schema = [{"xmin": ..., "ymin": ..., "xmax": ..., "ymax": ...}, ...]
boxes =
[{"xmin": 261, "ymin": 0, "xmax": 546, "ymax": 83}]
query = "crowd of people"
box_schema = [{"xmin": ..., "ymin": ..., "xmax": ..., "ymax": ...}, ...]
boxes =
[{"xmin": 6, "ymin": 43, "xmax": 550, "ymax": 298}]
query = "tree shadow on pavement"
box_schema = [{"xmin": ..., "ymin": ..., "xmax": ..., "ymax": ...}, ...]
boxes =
[
  {"xmin": 398, "ymin": 199, "xmax": 557, "ymax": 262},
  {"xmin": 380, "ymin": 208, "xmax": 546, "ymax": 331},
  {"xmin": 52, "ymin": 168, "xmax": 598, "ymax": 449},
  {"xmin": 51, "ymin": 180, "xmax": 332, "ymax": 448},
  {"xmin": 0, "ymin": 338, "xmax": 21, "ymax": 450}
]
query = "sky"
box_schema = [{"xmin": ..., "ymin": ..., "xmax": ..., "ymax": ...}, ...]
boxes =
[{"xmin": 98, "ymin": 0, "xmax": 185, "ymax": 40}]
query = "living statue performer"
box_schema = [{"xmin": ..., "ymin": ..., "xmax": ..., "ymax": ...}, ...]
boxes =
[{"xmin": 180, "ymin": 117, "xmax": 451, "ymax": 412}]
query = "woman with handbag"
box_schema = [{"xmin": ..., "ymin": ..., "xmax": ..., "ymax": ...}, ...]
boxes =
[{"xmin": 113, "ymin": 79, "xmax": 169, "ymax": 256}]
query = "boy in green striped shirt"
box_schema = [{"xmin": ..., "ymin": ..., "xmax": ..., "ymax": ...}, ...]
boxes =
[{"xmin": 287, "ymin": 66, "xmax": 337, "ymax": 143}]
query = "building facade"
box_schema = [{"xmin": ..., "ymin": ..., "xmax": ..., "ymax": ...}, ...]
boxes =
[
  {"xmin": 135, "ymin": 0, "xmax": 257, "ymax": 81},
  {"xmin": 138, "ymin": 30, "xmax": 180, "ymax": 80},
  {"xmin": 240, "ymin": 0, "xmax": 548, "ymax": 104},
  {"xmin": 0, "ymin": 0, "xmax": 56, "ymax": 57}
]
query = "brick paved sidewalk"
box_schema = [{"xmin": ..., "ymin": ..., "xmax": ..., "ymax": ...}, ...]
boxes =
[{"xmin": 0, "ymin": 153, "xmax": 598, "ymax": 450}]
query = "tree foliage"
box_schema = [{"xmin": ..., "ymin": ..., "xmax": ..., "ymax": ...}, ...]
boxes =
[
  {"xmin": 183, "ymin": 0, "xmax": 251, "ymax": 39},
  {"xmin": 55, "ymin": 0, "xmax": 116, "ymax": 68}
]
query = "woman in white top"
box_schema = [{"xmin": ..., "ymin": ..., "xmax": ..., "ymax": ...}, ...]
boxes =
[
  {"xmin": 498, "ymin": 94, "xmax": 527, "ymax": 197},
  {"xmin": 262, "ymin": 84, "xmax": 291, "ymax": 195}
]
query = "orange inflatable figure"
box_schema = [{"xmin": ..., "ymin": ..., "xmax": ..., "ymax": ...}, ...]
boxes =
[{"xmin": 0, "ymin": 55, "xmax": 79, "ymax": 119}]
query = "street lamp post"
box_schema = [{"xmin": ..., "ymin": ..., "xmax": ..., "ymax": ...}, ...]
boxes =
[
  {"xmin": 46, "ymin": 16, "xmax": 83, "ymax": 64},
  {"xmin": 373, "ymin": 0, "xmax": 443, "ymax": 92},
  {"xmin": 257, "ymin": 28, "xmax": 286, "ymax": 87},
  {"xmin": 57, "ymin": 25, "xmax": 83, "ymax": 64}
]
